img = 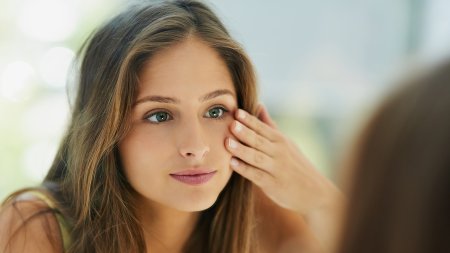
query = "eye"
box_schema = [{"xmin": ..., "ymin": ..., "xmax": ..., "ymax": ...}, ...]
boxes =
[
  {"xmin": 146, "ymin": 111, "xmax": 172, "ymax": 123},
  {"xmin": 204, "ymin": 106, "xmax": 228, "ymax": 119}
]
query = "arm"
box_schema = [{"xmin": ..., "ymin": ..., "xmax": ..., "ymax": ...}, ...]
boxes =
[
  {"xmin": 226, "ymin": 105, "xmax": 344, "ymax": 252},
  {"xmin": 0, "ymin": 196, "xmax": 63, "ymax": 253}
]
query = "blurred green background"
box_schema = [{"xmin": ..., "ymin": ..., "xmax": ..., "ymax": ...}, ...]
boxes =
[{"xmin": 2, "ymin": 0, "xmax": 450, "ymax": 200}]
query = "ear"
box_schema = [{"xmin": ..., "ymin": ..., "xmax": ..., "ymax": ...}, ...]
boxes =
[{"xmin": 256, "ymin": 104, "xmax": 277, "ymax": 129}]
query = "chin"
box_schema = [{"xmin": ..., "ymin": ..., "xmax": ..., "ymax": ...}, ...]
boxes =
[{"xmin": 172, "ymin": 194, "xmax": 219, "ymax": 212}]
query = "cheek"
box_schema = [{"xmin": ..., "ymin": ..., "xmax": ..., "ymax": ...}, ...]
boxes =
[
  {"xmin": 206, "ymin": 120, "xmax": 233, "ymax": 160},
  {"xmin": 118, "ymin": 125, "xmax": 173, "ymax": 175}
]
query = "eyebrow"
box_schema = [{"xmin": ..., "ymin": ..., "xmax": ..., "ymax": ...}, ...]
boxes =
[{"xmin": 134, "ymin": 89, "xmax": 235, "ymax": 106}]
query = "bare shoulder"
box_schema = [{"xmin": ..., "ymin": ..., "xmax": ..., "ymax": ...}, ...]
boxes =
[
  {"xmin": 253, "ymin": 187, "xmax": 323, "ymax": 253},
  {"xmin": 0, "ymin": 194, "xmax": 63, "ymax": 253}
]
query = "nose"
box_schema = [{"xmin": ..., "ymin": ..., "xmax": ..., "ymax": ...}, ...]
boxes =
[{"xmin": 177, "ymin": 120, "xmax": 210, "ymax": 160}]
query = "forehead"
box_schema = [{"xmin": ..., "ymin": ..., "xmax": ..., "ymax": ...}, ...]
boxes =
[{"xmin": 137, "ymin": 36, "xmax": 235, "ymax": 99}]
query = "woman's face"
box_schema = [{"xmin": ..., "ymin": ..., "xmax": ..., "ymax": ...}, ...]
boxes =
[{"xmin": 119, "ymin": 36, "xmax": 236, "ymax": 212}]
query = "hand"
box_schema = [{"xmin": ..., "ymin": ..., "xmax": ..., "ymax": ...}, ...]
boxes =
[{"xmin": 225, "ymin": 105, "xmax": 340, "ymax": 215}]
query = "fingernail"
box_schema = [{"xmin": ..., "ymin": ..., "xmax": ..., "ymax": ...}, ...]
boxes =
[
  {"xmin": 230, "ymin": 157, "xmax": 239, "ymax": 167},
  {"xmin": 234, "ymin": 121, "xmax": 242, "ymax": 132},
  {"xmin": 237, "ymin": 109, "xmax": 246, "ymax": 120},
  {"xmin": 228, "ymin": 138, "xmax": 238, "ymax": 149}
]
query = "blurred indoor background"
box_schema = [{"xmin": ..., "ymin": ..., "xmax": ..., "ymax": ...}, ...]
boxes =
[{"xmin": 1, "ymin": 0, "xmax": 450, "ymax": 200}]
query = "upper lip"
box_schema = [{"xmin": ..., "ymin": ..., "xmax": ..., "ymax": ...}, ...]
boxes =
[{"xmin": 170, "ymin": 168, "xmax": 216, "ymax": 176}]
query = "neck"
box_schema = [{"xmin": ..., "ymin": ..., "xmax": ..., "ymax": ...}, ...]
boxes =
[{"xmin": 136, "ymin": 197, "xmax": 200, "ymax": 253}]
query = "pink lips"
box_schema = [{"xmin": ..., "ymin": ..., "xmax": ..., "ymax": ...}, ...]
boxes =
[{"xmin": 170, "ymin": 169, "xmax": 217, "ymax": 185}]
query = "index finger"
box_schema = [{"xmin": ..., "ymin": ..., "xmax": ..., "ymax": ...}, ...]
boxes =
[{"xmin": 235, "ymin": 109, "xmax": 280, "ymax": 142}]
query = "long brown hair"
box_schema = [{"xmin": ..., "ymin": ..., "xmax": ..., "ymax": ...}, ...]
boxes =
[
  {"xmin": 337, "ymin": 60, "xmax": 450, "ymax": 253},
  {"xmin": 3, "ymin": 1, "xmax": 259, "ymax": 252}
]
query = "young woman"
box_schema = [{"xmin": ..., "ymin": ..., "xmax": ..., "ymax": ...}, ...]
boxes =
[
  {"xmin": 0, "ymin": 1, "xmax": 341, "ymax": 252},
  {"xmin": 336, "ymin": 60, "xmax": 450, "ymax": 253}
]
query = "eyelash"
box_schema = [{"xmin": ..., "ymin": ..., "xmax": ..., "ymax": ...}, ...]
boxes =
[{"xmin": 144, "ymin": 105, "xmax": 230, "ymax": 124}]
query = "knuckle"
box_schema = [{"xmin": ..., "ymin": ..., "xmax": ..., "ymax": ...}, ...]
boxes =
[
  {"xmin": 253, "ymin": 134, "xmax": 264, "ymax": 150},
  {"xmin": 254, "ymin": 123, "xmax": 262, "ymax": 134},
  {"xmin": 253, "ymin": 152, "xmax": 265, "ymax": 164},
  {"xmin": 248, "ymin": 114, "xmax": 255, "ymax": 125},
  {"xmin": 248, "ymin": 115, "xmax": 259, "ymax": 130}
]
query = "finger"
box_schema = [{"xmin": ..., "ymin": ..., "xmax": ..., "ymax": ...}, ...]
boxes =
[
  {"xmin": 226, "ymin": 137, "xmax": 274, "ymax": 174},
  {"xmin": 230, "ymin": 120, "xmax": 274, "ymax": 156},
  {"xmin": 257, "ymin": 104, "xmax": 277, "ymax": 129},
  {"xmin": 236, "ymin": 109, "xmax": 280, "ymax": 142},
  {"xmin": 230, "ymin": 157, "xmax": 272, "ymax": 188}
]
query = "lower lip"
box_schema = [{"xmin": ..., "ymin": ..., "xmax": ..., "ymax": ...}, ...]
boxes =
[{"xmin": 170, "ymin": 171, "xmax": 217, "ymax": 185}]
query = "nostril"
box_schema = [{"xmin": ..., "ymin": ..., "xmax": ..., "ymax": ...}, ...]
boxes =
[{"xmin": 179, "ymin": 145, "xmax": 210, "ymax": 159}]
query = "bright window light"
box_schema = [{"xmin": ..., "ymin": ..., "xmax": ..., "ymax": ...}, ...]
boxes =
[
  {"xmin": 39, "ymin": 46, "xmax": 75, "ymax": 88},
  {"xmin": 0, "ymin": 61, "xmax": 36, "ymax": 102},
  {"xmin": 17, "ymin": 0, "xmax": 79, "ymax": 42}
]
